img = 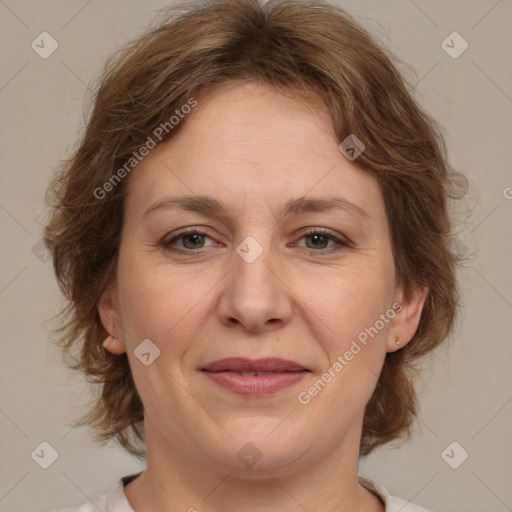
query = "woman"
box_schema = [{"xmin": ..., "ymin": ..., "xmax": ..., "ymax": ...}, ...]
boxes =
[{"xmin": 44, "ymin": 0, "xmax": 467, "ymax": 510}]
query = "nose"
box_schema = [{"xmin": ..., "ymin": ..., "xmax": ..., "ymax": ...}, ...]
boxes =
[{"xmin": 217, "ymin": 239, "xmax": 293, "ymax": 334}]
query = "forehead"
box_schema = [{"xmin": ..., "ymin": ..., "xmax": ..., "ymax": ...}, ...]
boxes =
[{"xmin": 124, "ymin": 82, "xmax": 384, "ymax": 222}]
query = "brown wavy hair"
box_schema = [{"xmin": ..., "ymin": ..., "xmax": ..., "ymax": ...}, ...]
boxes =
[{"xmin": 43, "ymin": 0, "xmax": 468, "ymax": 460}]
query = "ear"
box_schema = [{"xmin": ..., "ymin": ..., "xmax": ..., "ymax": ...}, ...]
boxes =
[
  {"xmin": 97, "ymin": 282, "xmax": 127, "ymax": 355},
  {"xmin": 387, "ymin": 282, "xmax": 429, "ymax": 353}
]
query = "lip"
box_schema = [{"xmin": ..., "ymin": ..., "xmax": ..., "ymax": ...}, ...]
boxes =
[
  {"xmin": 201, "ymin": 357, "xmax": 310, "ymax": 396},
  {"xmin": 202, "ymin": 357, "xmax": 307, "ymax": 372}
]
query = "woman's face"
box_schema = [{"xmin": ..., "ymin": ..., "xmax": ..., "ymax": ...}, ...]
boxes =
[{"xmin": 100, "ymin": 81, "xmax": 425, "ymax": 474}]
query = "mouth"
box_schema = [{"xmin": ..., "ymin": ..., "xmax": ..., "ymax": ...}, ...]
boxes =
[
  {"xmin": 210, "ymin": 370, "xmax": 301, "ymax": 376},
  {"xmin": 201, "ymin": 357, "xmax": 310, "ymax": 396},
  {"xmin": 201, "ymin": 357, "xmax": 309, "ymax": 373}
]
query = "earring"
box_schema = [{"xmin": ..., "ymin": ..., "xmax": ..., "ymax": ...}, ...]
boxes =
[
  {"xmin": 103, "ymin": 334, "xmax": 118, "ymax": 348},
  {"xmin": 396, "ymin": 336, "xmax": 400, "ymax": 345}
]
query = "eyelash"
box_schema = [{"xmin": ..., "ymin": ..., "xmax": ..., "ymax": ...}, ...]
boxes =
[{"xmin": 162, "ymin": 227, "xmax": 351, "ymax": 255}]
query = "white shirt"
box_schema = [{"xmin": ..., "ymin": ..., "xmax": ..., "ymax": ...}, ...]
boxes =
[{"xmin": 51, "ymin": 472, "xmax": 438, "ymax": 512}]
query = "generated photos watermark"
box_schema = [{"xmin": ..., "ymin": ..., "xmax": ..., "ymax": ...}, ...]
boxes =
[
  {"xmin": 93, "ymin": 97, "xmax": 198, "ymax": 200},
  {"xmin": 297, "ymin": 301, "xmax": 403, "ymax": 405}
]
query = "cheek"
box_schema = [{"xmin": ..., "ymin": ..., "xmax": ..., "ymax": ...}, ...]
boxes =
[
  {"xmin": 116, "ymin": 251, "xmax": 213, "ymax": 356},
  {"xmin": 297, "ymin": 266, "xmax": 394, "ymax": 411},
  {"xmin": 295, "ymin": 271, "xmax": 392, "ymax": 422},
  {"xmin": 305, "ymin": 262, "xmax": 394, "ymax": 341}
]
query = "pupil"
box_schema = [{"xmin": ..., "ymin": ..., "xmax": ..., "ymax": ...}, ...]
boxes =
[
  {"xmin": 309, "ymin": 234, "xmax": 326, "ymax": 249},
  {"xmin": 181, "ymin": 233, "xmax": 328, "ymax": 250},
  {"xmin": 185, "ymin": 234, "xmax": 203, "ymax": 248}
]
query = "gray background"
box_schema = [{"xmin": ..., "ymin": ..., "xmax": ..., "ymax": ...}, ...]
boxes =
[{"xmin": 0, "ymin": 1, "xmax": 511, "ymax": 511}]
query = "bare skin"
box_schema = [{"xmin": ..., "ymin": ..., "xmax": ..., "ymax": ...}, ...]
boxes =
[{"xmin": 100, "ymin": 81, "xmax": 427, "ymax": 512}]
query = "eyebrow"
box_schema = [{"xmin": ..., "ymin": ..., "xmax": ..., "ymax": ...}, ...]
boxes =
[{"xmin": 142, "ymin": 194, "xmax": 370, "ymax": 220}]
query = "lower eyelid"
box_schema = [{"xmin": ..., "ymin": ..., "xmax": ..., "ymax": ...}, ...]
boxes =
[
  {"xmin": 163, "ymin": 230, "xmax": 350, "ymax": 252},
  {"xmin": 165, "ymin": 232, "xmax": 215, "ymax": 250},
  {"xmin": 294, "ymin": 238, "xmax": 349, "ymax": 253}
]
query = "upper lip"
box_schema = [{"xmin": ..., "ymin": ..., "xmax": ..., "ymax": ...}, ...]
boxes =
[{"xmin": 201, "ymin": 357, "xmax": 309, "ymax": 372}]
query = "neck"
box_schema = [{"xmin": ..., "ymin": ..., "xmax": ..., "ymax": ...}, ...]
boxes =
[{"xmin": 124, "ymin": 419, "xmax": 384, "ymax": 512}]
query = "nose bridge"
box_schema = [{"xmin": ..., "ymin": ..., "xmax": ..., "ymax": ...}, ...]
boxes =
[
  {"xmin": 218, "ymin": 231, "xmax": 291, "ymax": 331},
  {"xmin": 235, "ymin": 234, "xmax": 276, "ymax": 291}
]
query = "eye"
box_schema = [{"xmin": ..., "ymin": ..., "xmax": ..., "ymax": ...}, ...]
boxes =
[
  {"xmin": 294, "ymin": 228, "xmax": 350, "ymax": 253},
  {"xmin": 162, "ymin": 229, "xmax": 216, "ymax": 253},
  {"xmin": 161, "ymin": 227, "xmax": 351, "ymax": 255}
]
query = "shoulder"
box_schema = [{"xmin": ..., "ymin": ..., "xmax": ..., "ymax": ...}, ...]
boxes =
[
  {"xmin": 359, "ymin": 476, "xmax": 440, "ymax": 512},
  {"xmin": 49, "ymin": 502, "xmax": 105, "ymax": 512},
  {"xmin": 46, "ymin": 472, "xmax": 141, "ymax": 512},
  {"xmin": 48, "ymin": 495, "xmax": 108, "ymax": 512}
]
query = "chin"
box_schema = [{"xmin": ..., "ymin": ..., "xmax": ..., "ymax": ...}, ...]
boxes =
[{"xmin": 202, "ymin": 425, "xmax": 308, "ymax": 475}]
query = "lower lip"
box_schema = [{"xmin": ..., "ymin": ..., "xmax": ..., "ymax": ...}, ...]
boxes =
[{"xmin": 202, "ymin": 371, "xmax": 308, "ymax": 396}]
